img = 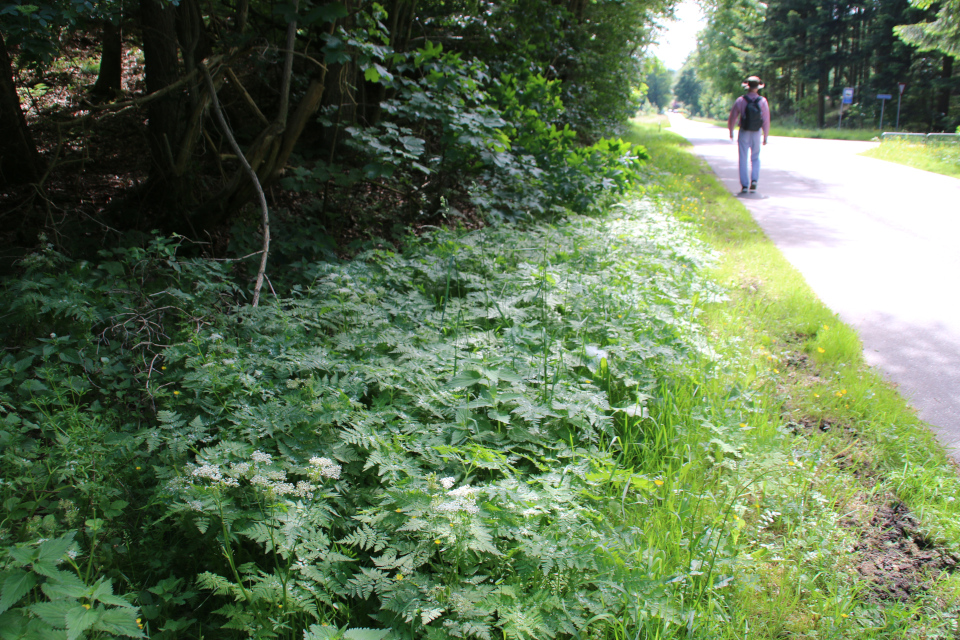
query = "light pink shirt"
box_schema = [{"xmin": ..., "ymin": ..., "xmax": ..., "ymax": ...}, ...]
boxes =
[{"xmin": 728, "ymin": 94, "xmax": 770, "ymax": 137}]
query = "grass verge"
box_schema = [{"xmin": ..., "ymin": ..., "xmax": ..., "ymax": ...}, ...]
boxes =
[
  {"xmin": 625, "ymin": 119, "xmax": 960, "ymax": 637},
  {"xmin": 768, "ymin": 126, "xmax": 880, "ymax": 141},
  {"xmin": 690, "ymin": 115, "xmax": 881, "ymax": 141},
  {"xmin": 861, "ymin": 139, "xmax": 960, "ymax": 179}
]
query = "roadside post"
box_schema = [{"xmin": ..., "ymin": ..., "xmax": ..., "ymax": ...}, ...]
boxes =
[
  {"xmin": 839, "ymin": 87, "xmax": 854, "ymax": 128},
  {"xmin": 896, "ymin": 83, "xmax": 906, "ymax": 131},
  {"xmin": 877, "ymin": 94, "xmax": 891, "ymax": 130}
]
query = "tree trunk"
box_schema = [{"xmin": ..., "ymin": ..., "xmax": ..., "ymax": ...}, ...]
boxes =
[
  {"xmin": 0, "ymin": 31, "xmax": 41, "ymax": 187},
  {"xmin": 937, "ymin": 54, "xmax": 953, "ymax": 119},
  {"xmin": 139, "ymin": 0, "xmax": 191, "ymax": 212},
  {"xmin": 236, "ymin": 0, "xmax": 249, "ymax": 32},
  {"xmin": 92, "ymin": 20, "xmax": 123, "ymax": 98},
  {"xmin": 817, "ymin": 68, "xmax": 827, "ymax": 128},
  {"xmin": 176, "ymin": 0, "xmax": 211, "ymax": 74}
]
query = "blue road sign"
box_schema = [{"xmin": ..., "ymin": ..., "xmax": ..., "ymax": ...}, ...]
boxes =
[
  {"xmin": 877, "ymin": 94, "xmax": 892, "ymax": 100},
  {"xmin": 842, "ymin": 87, "xmax": 854, "ymax": 104}
]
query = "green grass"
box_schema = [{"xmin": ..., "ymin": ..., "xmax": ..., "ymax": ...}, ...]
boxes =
[
  {"xmin": 861, "ymin": 138, "xmax": 960, "ymax": 179},
  {"xmin": 623, "ymin": 118, "xmax": 960, "ymax": 637},
  {"xmin": 768, "ymin": 126, "xmax": 880, "ymax": 141},
  {"xmin": 691, "ymin": 116, "xmax": 881, "ymax": 141}
]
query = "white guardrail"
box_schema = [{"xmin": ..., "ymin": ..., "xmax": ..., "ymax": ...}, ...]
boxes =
[{"xmin": 881, "ymin": 132, "xmax": 960, "ymax": 144}]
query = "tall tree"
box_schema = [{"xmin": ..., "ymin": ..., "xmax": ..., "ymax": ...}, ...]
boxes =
[
  {"xmin": 644, "ymin": 57, "xmax": 673, "ymax": 110},
  {"xmin": 896, "ymin": 0, "xmax": 960, "ymax": 57},
  {"xmin": 896, "ymin": 0, "xmax": 958, "ymax": 126},
  {"xmin": 697, "ymin": 0, "xmax": 765, "ymax": 96},
  {"xmin": 0, "ymin": 30, "xmax": 41, "ymax": 186},
  {"xmin": 674, "ymin": 58, "xmax": 702, "ymax": 113}
]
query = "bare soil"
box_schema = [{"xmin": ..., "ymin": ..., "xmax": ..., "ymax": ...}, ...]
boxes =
[
  {"xmin": 850, "ymin": 497, "xmax": 959, "ymax": 602},
  {"xmin": 776, "ymin": 341, "xmax": 960, "ymax": 604}
]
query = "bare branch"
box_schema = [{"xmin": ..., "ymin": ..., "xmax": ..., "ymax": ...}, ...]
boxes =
[
  {"xmin": 225, "ymin": 67, "xmax": 270, "ymax": 126},
  {"xmin": 49, "ymin": 53, "xmax": 230, "ymax": 129},
  {"xmin": 277, "ymin": 0, "xmax": 300, "ymax": 127},
  {"xmin": 200, "ymin": 63, "xmax": 271, "ymax": 307}
]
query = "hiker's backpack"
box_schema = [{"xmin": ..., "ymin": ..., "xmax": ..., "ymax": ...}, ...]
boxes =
[{"xmin": 741, "ymin": 95, "xmax": 763, "ymax": 131}]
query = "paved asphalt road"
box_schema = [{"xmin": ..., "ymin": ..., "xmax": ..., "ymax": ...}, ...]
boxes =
[{"xmin": 666, "ymin": 114, "xmax": 960, "ymax": 457}]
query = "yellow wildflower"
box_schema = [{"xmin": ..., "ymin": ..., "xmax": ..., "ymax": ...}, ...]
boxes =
[{"xmin": 817, "ymin": 347, "xmax": 825, "ymax": 353}]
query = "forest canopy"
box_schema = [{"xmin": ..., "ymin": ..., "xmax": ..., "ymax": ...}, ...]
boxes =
[{"xmin": 1, "ymin": 0, "xmax": 671, "ymax": 266}]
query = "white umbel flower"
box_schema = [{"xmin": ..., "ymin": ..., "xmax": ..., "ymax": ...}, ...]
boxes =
[
  {"xmin": 251, "ymin": 450, "xmax": 273, "ymax": 464},
  {"xmin": 436, "ymin": 484, "xmax": 480, "ymax": 514},
  {"xmin": 191, "ymin": 464, "xmax": 223, "ymax": 482},
  {"xmin": 309, "ymin": 456, "xmax": 342, "ymax": 479}
]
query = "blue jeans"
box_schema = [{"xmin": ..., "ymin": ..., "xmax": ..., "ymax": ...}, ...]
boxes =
[{"xmin": 738, "ymin": 129, "xmax": 762, "ymax": 187}]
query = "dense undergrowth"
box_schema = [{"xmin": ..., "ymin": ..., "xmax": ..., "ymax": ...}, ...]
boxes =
[
  {"xmin": 0, "ymin": 175, "xmax": 744, "ymax": 638},
  {"xmin": 5, "ymin": 116, "xmax": 960, "ymax": 640}
]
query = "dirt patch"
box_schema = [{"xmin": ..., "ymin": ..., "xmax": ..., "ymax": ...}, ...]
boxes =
[
  {"xmin": 786, "ymin": 415, "xmax": 834, "ymax": 432},
  {"xmin": 850, "ymin": 498, "xmax": 959, "ymax": 602}
]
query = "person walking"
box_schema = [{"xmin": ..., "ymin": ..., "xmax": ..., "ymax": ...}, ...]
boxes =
[{"xmin": 728, "ymin": 75, "xmax": 770, "ymax": 194}]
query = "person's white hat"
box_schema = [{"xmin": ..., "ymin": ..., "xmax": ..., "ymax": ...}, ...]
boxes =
[{"xmin": 742, "ymin": 75, "xmax": 765, "ymax": 89}]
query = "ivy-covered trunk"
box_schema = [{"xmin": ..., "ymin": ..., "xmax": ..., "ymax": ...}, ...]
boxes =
[{"xmin": 0, "ymin": 31, "xmax": 42, "ymax": 187}]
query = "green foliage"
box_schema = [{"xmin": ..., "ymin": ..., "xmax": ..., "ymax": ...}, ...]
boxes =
[
  {"xmin": 0, "ymin": 188, "xmax": 742, "ymax": 637},
  {"xmin": 1, "ymin": 0, "xmax": 120, "ymax": 67},
  {"xmin": 673, "ymin": 60, "xmax": 702, "ymax": 114},
  {"xmin": 895, "ymin": 0, "xmax": 960, "ymax": 57},
  {"xmin": 641, "ymin": 57, "xmax": 673, "ymax": 111},
  {"xmin": 0, "ymin": 533, "xmax": 145, "ymax": 639},
  {"xmin": 9, "ymin": 113, "xmax": 960, "ymax": 638},
  {"xmin": 286, "ymin": 36, "xmax": 648, "ymax": 222}
]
